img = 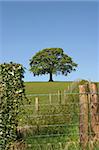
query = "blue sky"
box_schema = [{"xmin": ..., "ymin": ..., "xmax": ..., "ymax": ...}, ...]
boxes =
[{"xmin": 0, "ymin": 1, "xmax": 99, "ymax": 82}]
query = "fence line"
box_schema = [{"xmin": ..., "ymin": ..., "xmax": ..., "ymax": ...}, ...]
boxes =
[
  {"xmin": 23, "ymin": 102, "xmax": 99, "ymax": 107},
  {"xmin": 25, "ymin": 132, "xmax": 99, "ymax": 139},
  {"xmin": 18, "ymin": 123, "xmax": 95, "ymax": 128},
  {"xmin": 25, "ymin": 123, "xmax": 79, "ymax": 127},
  {"xmin": 18, "ymin": 83, "xmax": 99, "ymax": 150},
  {"xmin": 26, "ymin": 92, "xmax": 99, "ymax": 97},
  {"xmin": 26, "ymin": 112, "xmax": 98, "ymax": 118}
]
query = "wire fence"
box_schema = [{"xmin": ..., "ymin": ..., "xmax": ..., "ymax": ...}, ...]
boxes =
[{"xmin": 17, "ymin": 83, "xmax": 99, "ymax": 150}]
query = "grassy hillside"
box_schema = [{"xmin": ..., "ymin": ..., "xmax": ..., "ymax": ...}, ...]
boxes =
[
  {"xmin": 24, "ymin": 81, "xmax": 99, "ymax": 95},
  {"xmin": 21, "ymin": 81, "xmax": 99, "ymax": 150},
  {"xmin": 20, "ymin": 82, "xmax": 80, "ymax": 150},
  {"xmin": 24, "ymin": 81, "xmax": 72, "ymax": 94}
]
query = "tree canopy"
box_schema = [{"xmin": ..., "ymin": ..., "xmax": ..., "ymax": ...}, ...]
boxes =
[{"xmin": 29, "ymin": 48, "xmax": 78, "ymax": 81}]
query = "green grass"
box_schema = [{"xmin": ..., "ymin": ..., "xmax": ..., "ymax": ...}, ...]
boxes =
[
  {"xmin": 18, "ymin": 81, "xmax": 99, "ymax": 150},
  {"xmin": 24, "ymin": 81, "xmax": 72, "ymax": 94},
  {"xmin": 24, "ymin": 81, "xmax": 72, "ymax": 105},
  {"xmin": 19, "ymin": 82, "xmax": 79, "ymax": 149}
]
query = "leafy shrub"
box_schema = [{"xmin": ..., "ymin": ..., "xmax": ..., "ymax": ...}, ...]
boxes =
[{"xmin": 0, "ymin": 63, "xmax": 25, "ymax": 150}]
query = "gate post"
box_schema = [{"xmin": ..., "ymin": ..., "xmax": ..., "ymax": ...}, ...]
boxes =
[
  {"xmin": 89, "ymin": 83, "xmax": 99, "ymax": 141},
  {"xmin": 79, "ymin": 85, "xmax": 89, "ymax": 150}
]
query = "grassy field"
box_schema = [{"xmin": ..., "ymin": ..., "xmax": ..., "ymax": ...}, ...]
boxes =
[
  {"xmin": 18, "ymin": 81, "xmax": 99, "ymax": 150},
  {"xmin": 24, "ymin": 81, "xmax": 72, "ymax": 105},
  {"xmin": 19, "ymin": 81, "xmax": 79, "ymax": 150},
  {"xmin": 24, "ymin": 81, "xmax": 99, "ymax": 94},
  {"xmin": 24, "ymin": 81, "xmax": 72, "ymax": 94}
]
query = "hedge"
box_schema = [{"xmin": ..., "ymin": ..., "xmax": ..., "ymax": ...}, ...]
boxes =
[{"xmin": 0, "ymin": 63, "xmax": 25, "ymax": 150}]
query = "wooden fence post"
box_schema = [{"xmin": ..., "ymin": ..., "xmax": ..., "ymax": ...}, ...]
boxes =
[
  {"xmin": 35, "ymin": 97, "xmax": 39, "ymax": 113},
  {"xmin": 67, "ymin": 85, "xmax": 70, "ymax": 91},
  {"xmin": 79, "ymin": 85, "xmax": 89, "ymax": 150},
  {"xmin": 58, "ymin": 90, "xmax": 61, "ymax": 104},
  {"xmin": 63, "ymin": 90, "xmax": 67, "ymax": 104},
  {"xmin": 89, "ymin": 83, "xmax": 99, "ymax": 141},
  {"xmin": 49, "ymin": 94, "xmax": 52, "ymax": 105},
  {"xmin": 64, "ymin": 90, "xmax": 68, "ymax": 105}
]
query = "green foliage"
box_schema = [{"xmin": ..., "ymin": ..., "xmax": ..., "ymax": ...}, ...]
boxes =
[
  {"xmin": 29, "ymin": 48, "xmax": 77, "ymax": 81},
  {"xmin": 0, "ymin": 63, "xmax": 25, "ymax": 150}
]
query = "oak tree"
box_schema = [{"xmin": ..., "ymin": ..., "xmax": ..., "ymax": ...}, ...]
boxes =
[{"xmin": 29, "ymin": 48, "xmax": 77, "ymax": 82}]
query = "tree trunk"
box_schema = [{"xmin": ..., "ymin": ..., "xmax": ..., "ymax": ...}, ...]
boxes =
[{"xmin": 49, "ymin": 72, "xmax": 53, "ymax": 82}]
